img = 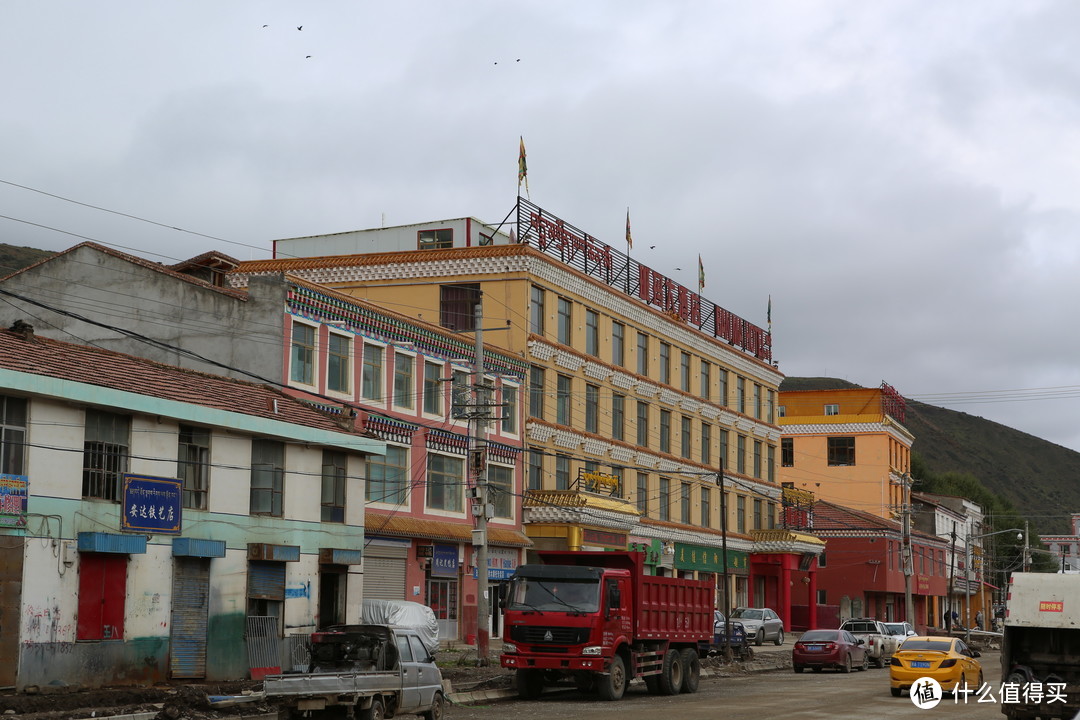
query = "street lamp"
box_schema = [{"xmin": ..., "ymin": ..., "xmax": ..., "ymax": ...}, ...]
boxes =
[{"xmin": 964, "ymin": 527, "xmax": 1023, "ymax": 644}]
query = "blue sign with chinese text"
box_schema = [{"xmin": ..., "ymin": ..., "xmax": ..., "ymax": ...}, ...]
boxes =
[
  {"xmin": 432, "ymin": 543, "xmax": 459, "ymax": 577},
  {"xmin": 122, "ymin": 474, "xmax": 182, "ymax": 535}
]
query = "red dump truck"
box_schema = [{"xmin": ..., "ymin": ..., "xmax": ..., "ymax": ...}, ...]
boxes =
[{"xmin": 499, "ymin": 550, "xmax": 713, "ymax": 701}]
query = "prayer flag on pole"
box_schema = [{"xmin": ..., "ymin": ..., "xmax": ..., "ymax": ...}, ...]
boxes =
[
  {"xmin": 698, "ymin": 254, "xmax": 705, "ymax": 291},
  {"xmin": 518, "ymin": 137, "xmax": 529, "ymax": 197},
  {"xmin": 625, "ymin": 208, "xmax": 633, "ymax": 249}
]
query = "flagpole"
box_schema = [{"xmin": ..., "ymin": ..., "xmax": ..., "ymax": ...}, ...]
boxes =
[{"xmin": 625, "ymin": 207, "xmax": 633, "ymax": 294}]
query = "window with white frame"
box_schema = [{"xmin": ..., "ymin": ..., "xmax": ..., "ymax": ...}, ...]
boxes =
[
  {"xmin": 426, "ymin": 453, "xmax": 464, "ymax": 512},
  {"xmin": 361, "ymin": 344, "xmax": 384, "ymax": 401},
  {"xmin": 423, "ymin": 361, "xmax": 443, "ymax": 415},
  {"xmin": 824, "ymin": 403, "xmax": 840, "ymax": 416},
  {"xmin": 290, "ymin": 322, "xmax": 316, "ymax": 385},
  {"xmin": 501, "ymin": 384, "xmax": 518, "ymax": 434},
  {"xmin": 327, "ymin": 332, "xmax": 351, "ymax": 394},
  {"xmin": 393, "ymin": 353, "xmax": 414, "ymax": 409},
  {"xmin": 367, "ymin": 445, "xmax": 409, "ymax": 505},
  {"xmin": 488, "ymin": 464, "xmax": 513, "ymax": 518}
]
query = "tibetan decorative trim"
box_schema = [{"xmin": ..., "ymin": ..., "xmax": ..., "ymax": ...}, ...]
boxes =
[
  {"xmin": 658, "ymin": 389, "xmax": 680, "ymax": 406},
  {"xmin": 636, "ymin": 452, "xmax": 658, "ymax": 468},
  {"xmin": 720, "ymin": 410, "xmax": 738, "ymax": 425},
  {"xmin": 700, "ymin": 405, "xmax": 720, "ymax": 420},
  {"xmin": 610, "ymin": 372, "xmax": 635, "ymax": 389},
  {"xmin": 527, "ymin": 340, "xmax": 556, "ymax": 362},
  {"xmin": 366, "ymin": 414, "xmax": 418, "ymax": 445},
  {"xmin": 554, "ymin": 350, "xmax": 585, "ymax": 371},
  {"xmin": 582, "ymin": 438, "xmax": 611, "ymax": 456},
  {"xmin": 527, "ymin": 423, "xmax": 556, "ymax": 443},
  {"xmin": 636, "ymin": 382, "xmax": 660, "ymax": 398},
  {"xmin": 610, "ymin": 446, "xmax": 636, "ymax": 462},
  {"xmin": 426, "ymin": 428, "xmax": 469, "ymax": 455},
  {"xmin": 488, "ymin": 442, "xmax": 522, "ymax": 463},
  {"xmin": 680, "ymin": 398, "xmax": 703, "ymax": 414},
  {"xmin": 658, "ymin": 459, "xmax": 679, "ymax": 472},
  {"xmin": 553, "ymin": 430, "xmax": 581, "ymax": 449},
  {"xmin": 583, "ymin": 361, "xmax": 612, "ymax": 380}
]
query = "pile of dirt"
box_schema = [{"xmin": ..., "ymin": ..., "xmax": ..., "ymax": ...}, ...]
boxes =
[{"xmin": 0, "ymin": 681, "xmax": 267, "ymax": 720}]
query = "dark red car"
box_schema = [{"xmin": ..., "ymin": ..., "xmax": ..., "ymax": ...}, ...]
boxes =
[{"xmin": 793, "ymin": 629, "xmax": 869, "ymax": 673}]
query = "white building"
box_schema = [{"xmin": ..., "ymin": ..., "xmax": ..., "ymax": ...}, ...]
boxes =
[{"xmin": 0, "ymin": 322, "xmax": 383, "ymax": 689}]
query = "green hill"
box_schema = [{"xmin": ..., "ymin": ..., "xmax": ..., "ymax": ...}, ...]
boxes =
[
  {"xmin": 782, "ymin": 377, "xmax": 1079, "ymax": 535},
  {"xmin": 0, "ymin": 243, "xmax": 55, "ymax": 276}
]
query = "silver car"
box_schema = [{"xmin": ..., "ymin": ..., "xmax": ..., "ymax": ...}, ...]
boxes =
[{"xmin": 730, "ymin": 607, "xmax": 785, "ymax": 646}]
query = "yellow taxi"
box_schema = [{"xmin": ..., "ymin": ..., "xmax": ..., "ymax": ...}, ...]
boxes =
[{"xmin": 889, "ymin": 635, "xmax": 983, "ymax": 697}]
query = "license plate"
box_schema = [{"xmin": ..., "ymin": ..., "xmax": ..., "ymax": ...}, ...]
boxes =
[
  {"xmin": 807, "ymin": 645, "xmax": 822, "ymax": 651},
  {"xmin": 911, "ymin": 661, "xmax": 931, "ymax": 668}
]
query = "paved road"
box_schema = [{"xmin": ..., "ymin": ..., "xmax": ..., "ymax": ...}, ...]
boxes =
[{"xmin": 450, "ymin": 649, "xmax": 1007, "ymax": 720}]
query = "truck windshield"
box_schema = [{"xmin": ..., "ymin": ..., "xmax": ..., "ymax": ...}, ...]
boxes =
[{"xmin": 507, "ymin": 577, "xmax": 600, "ymax": 613}]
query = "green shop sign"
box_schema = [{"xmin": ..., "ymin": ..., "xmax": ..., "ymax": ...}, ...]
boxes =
[{"xmin": 674, "ymin": 543, "xmax": 748, "ymax": 572}]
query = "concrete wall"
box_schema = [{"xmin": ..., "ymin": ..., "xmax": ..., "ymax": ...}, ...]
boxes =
[{"xmin": 0, "ymin": 246, "xmax": 286, "ymax": 384}]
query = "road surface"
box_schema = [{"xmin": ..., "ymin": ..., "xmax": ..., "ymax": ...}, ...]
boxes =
[{"xmin": 449, "ymin": 649, "xmax": 1007, "ymax": 720}]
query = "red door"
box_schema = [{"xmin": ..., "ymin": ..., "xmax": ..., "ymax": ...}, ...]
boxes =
[{"xmin": 77, "ymin": 553, "xmax": 127, "ymax": 640}]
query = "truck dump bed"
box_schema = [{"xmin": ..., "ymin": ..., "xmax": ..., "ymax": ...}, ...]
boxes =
[{"xmin": 537, "ymin": 550, "xmax": 712, "ymax": 641}]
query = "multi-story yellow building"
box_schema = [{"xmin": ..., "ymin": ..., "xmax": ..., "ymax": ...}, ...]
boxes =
[
  {"xmin": 778, "ymin": 384, "xmax": 913, "ymax": 520},
  {"xmin": 233, "ymin": 200, "xmax": 817, "ymax": 612}
]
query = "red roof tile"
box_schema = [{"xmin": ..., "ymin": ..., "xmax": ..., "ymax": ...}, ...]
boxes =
[{"xmin": 0, "ymin": 324, "xmax": 363, "ymax": 436}]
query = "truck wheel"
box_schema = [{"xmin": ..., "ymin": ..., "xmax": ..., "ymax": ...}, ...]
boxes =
[
  {"xmin": 597, "ymin": 655, "xmax": 627, "ymax": 701},
  {"xmin": 516, "ymin": 668, "xmax": 544, "ymax": 700},
  {"xmin": 680, "ymin": 648, "xmax": 700, "ymax": 693},
  {"xmin": 360, "ymin": 697, "xmax": 385, "ymax": 720},
  {"xmin": 874, "ymin": 655, "xmax": 885, "ymax": 669},
  {"xmin": 420, "ymin": 692, "xmax": 444, "ymax": 720},
  {"xmin": 659, "ymin": 648, "xmax": 683, "ymax": 695}
]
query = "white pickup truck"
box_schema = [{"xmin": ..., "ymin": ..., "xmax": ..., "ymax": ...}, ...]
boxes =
[
  {"xmin": 264, "ymin": 624, "xmax": 445, "ymax": 720},
  {"xmin": 839, "ymin": 618, "xmax": 898, "ymax": 668}
]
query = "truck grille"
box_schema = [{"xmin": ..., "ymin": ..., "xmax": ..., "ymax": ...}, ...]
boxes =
[{"xmin": 510, "ymin": 626, "xmax": 590, "ymax": 645}]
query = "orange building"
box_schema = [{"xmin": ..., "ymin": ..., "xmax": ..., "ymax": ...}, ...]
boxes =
[{"xmin": 778, "ymin": 384, "xmax": 913, "ymax": 520}]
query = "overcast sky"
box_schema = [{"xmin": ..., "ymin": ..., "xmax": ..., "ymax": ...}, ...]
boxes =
[{"xmin": 4, "ymin": 1, "xmax": 1080, "ymax": 451}]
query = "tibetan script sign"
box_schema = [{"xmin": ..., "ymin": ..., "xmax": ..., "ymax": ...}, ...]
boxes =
[{"xmin": 122, "ymin": 474, "xmax": 182, "ymax": 535}]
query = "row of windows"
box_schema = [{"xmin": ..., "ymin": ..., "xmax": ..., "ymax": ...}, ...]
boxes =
[
  {"xmin": 525, "ymin": 451, "xmax": 777, "ymax": 531},
  {"xmin": 290, "ymin": 321, "xmax": 519, "ymax": 433},
  {"xmin": 529, "ymin": 368, "xmax": 775, "ymax": 480},
  {"xmin": 0, "ymin": 397, "xmax": 516, "ymax": 523},
  {"xmin": 529, "ymin": 286, "xmax": 776, "ymax": 421}
]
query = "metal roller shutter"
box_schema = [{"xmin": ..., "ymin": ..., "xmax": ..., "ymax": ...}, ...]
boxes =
[
  {"xmin": 363, "ymin": 546, "xmax": 407, "ymax": 601},
  {"xmin": 170, "ymin": 557, "xmax": 210, "ymax": 678},
  {"xmin": 248, "ymin": 560, "xmax": 286, "ymax": 600}
]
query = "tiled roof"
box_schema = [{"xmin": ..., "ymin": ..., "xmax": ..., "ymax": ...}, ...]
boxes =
[
  {"xmin": 365, "ymin": 513, "xmax": 531, "ymax": 547},
  {"xmin": 0, "ymin": 325, "xmax": 362, "ymax": 435},
  {"xmin": 0, "ymin": 242, "xmax": 249, "ymax": 300},
  {"xmin": 812, "ymin": 500, "xmax": 944, "ymax": 544}
]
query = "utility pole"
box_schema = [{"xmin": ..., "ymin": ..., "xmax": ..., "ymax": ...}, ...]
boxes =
[
  {"xmin": 718, "ymin": 462, "xmax": 731, "ymax": 663},
  {"xmin": 947, "ymin": 522, "xmax": 957, "ymax": 632},
  {"xmin": 901, "ymin": 473, "xmax": 914, "ymax": 625},
  {"xmin": 1024, "ymin": 520, "xmax": 1030, "ymax": 571},
  {"xmin": 470, "ymin": 301, "xmax": 491, "ymax": 666}
]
